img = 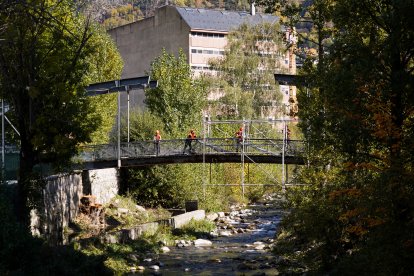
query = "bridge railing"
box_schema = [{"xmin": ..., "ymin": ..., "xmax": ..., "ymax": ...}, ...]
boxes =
[{"xmin": 77, "ymin": 138, "xmax": 305, "ymax": 163}]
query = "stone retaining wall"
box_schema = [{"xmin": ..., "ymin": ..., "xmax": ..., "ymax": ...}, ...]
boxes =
[
  {"xmin": 32, "ymin": 168, "xmax": 120, "ymax": 242},
  {"xmin": 87, "ymin": 168, "xmax": 119, "ymax": 205},
  {"xmin": 39, "ymin": 172, "xmax": 83, "ymax": 242}
]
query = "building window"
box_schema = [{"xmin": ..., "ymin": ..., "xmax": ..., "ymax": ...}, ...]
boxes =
[
  {"xmin": 191, "ymin": 31, "xmax": 225, "ymax": 38},
  {"xmin": 191, "ymin": 47, "xmax": 224, "ymax": 56}
]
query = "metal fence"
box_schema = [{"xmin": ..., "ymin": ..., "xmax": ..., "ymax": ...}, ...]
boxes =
[{"xmin": 77, "ymin": 138, "xmax": 305, "ymax": 162}]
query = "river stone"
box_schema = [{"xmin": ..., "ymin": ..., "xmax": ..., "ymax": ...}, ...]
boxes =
[
  {"xmin": 135, "ymin": 205, "xmax": 146, "ymax": 212},
  {"xmin": 149, "ymin": 265, "xmax": 160, "ymax": 270},
  {"xmin": 105, "ymin": 234, "xmax": 118, "ymax": 244},
  {"xmin": 208, "ymin": 258, "xmax": 222, "ymax": 263},
  {"xmin": 160, "ymin": 246, "xmax": 170, "ymax": 253},
  {"xmin": 254, "ymin": 244, "xmax": 266, "ymax": 250},
  {"xmin": 219, "ymin": 230, "xmax": 232, "ymax": 237},
  {"xmin": 117, "ymin": 207, "xmax": 129, "ymax": 214},
  {"xmin": 137, "ymin": 266, "xmax": 145, "ymax": 271},
  {"xmin": 206, "ymin": 213, "xmax": 219, "ymax": 221},
  {"xmin": 194, "ymin": 239, "xmax": 213, "ymax": 247},
  {"xmin": 217, "ymin": 212, "xmax": 225, "ymax": 217}
]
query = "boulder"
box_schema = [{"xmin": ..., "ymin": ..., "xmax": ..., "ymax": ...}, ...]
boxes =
[{"xmin": 194, "ymin": 239, "xmax": 213, "ymax": 247}]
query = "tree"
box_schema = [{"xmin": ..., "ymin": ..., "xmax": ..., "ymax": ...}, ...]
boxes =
[
  {"xmin": 0, "ymin": 0, "xmax": 122, "ymax": 223},
  {"xmin": 145, "ymin": 48, "xmax": 207, "ymax": 135},
  {"xmin": 271, "ymin": 0, "xmax": 414, "ymax": 274},
  {"xmin": 208, "ymin": 22, "xmax": 284, "ymax": 118},
  {"xmin": 84, "ymin": 30, "xmax": 124, "ymax": 145}
]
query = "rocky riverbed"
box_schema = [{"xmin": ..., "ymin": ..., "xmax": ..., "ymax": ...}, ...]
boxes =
[{"xmin": 130, "ymin": 195, "xmax": 291, "ymax": 275}]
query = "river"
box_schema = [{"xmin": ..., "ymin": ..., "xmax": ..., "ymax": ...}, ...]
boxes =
[{"xmin": 135, "ymin": 198, "xmax": 286, "ymax": 275}]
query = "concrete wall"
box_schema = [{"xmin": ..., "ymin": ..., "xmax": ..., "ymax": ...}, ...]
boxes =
[
  {"xmin": 109, "ymin": 5, "xmax": 191, "ymax": 78},
  {"xmin": 83, "ymin": 168, "xmax": 119, "ymax": 205},
  {"xmin": 104, "ymin": 210, "xmax": 206, "ymax": 243}
]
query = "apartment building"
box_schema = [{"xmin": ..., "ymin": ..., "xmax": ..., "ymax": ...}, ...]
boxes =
[
  {"xmin": 109, "ymin": 4, "xmax": 294, "ymax": 77},
  {"xmin": 108, "ymin": 4, "xmax": 296, "ymax": 115}
]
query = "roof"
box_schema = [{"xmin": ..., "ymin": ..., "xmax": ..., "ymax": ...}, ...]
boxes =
[{"xmin": 175, "ymin": 7, "xmax": 279, "ymax": 33}]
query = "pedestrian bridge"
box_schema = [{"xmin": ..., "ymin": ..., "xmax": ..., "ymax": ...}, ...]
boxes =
[{"xmin": 75, "ymin": 138, "xmax": 305, "ymax": 170}]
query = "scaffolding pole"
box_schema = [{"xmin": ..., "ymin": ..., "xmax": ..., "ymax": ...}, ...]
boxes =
[{"xmin": 200, "ymin": 118, "xmax": 297, "ymax": 197}]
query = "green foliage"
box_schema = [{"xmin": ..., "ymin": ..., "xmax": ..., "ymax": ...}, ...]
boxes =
[
  {"xmin": 0, "ymin": 0, "xmax": 123, "ymax": 224},
  {"xmin": 271, "ymin": 0, "xmax": 414, "ymax": 274},
  {"xmin": 118, "ymin": 108, "xmax": 166, "ymax": 142},
  {"xmin": 145, "ymin": 48, "xmax": 207, "ymax": 135},
  {"xmin": 172, "ymin": 218, "xmax": 216, "ymax": 240},
  {"xmin": 102, "ymin": 4, "xmax": 144, "ymax": 29},
  {"xmin": 84, "ymin": 28, "xmax": 123, "ymax": 144},
  {"xmin": 121, "ymin": 164, "xmax": 204, "ymax": 208},
  {"xmin": 208, "ymin": 22, "xmax": 284, "ymax": 118},
  {"xmin": 101, "ymin": 195, "xmax": 171, "ymax": 230}
]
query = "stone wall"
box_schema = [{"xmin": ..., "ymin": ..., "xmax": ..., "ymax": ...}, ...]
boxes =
[
  {"xmin": 32, "ymin": 168, "xmax": 119, "ymax": 243},
  {"xmin": 40, "ymin": 172, "xmax": 83, "ymax": 242}
]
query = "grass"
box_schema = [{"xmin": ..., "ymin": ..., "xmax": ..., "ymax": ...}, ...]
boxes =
[{"xmin": 172, "ymin": 218, "xmax": 216, "ymax": 240}]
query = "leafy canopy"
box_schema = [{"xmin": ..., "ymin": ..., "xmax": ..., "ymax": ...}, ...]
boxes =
[{"xmin": 145, "ymin": 48, "xmax": 207, "ymax": 135}]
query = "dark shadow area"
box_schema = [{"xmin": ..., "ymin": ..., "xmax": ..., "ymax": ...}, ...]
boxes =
[{"xmin": 0, "ymin": 185, "xmax": 111, "ymax": 275}]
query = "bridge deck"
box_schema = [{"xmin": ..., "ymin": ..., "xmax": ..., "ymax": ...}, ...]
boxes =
[{"xmin": 76, "ymin": 138, "xmax": 305, "ymax": 169}]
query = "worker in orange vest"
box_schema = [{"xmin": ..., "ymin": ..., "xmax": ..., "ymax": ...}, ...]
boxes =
[
  {"xmin": 183, "ymin": 129, "xmax": 197, "ymax": 154},
  {"xmin": 153, "ymin": 130, "xmax": 161, "ymax": 156},
  {"xmin": 235, "ymin": 127, "xmax": 243, "ymax": 152}
]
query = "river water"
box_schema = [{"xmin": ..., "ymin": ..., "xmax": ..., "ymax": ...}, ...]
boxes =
[{"xmin": 138, "ymin": 200, "xmax": 285, "ymax": 275}]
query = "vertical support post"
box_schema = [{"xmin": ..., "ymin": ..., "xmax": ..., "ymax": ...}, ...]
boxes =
[
  {"xmin": 241, "ymin": 120, "xmax": 245, "ymax": 198},
  {"xmin": 1, "ymin": 99, "xmax": 4, "ymax": 182},
  {"xmin": 127, "ymin": 87, "xmax": 130, "ymax": 144},
  {"xmin": 286, "ymin": 164, "xmax": 289, "ymax": 186},
  {"xmin": 247, "ymin": 162, "xmax": 250, "ymax": 184},
  {"xmin": 209, "ymin": 162, "xmax": 212, "ymax": 185},
  {"xmin": 282, "ymin": 120, "xmax": 286, "ymax": 192},
  {"xmin": 202, "ymin": 114, "xmax": 206, "ymax": 199},
  {"xmin": 117, "ymin": 81, "xmax": 121, "ymax": 168}
]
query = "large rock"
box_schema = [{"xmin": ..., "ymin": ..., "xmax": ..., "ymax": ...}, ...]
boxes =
[
  {"xmin": 206, "ymin": 213, "xmax": 219, "ymax": 221},
  {"xmin": 194, "ymin": 239, "xmax": 213, "ymax": 247}
]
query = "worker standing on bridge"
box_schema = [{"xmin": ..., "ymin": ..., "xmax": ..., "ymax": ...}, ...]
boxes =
[
  {"xmin": 154, "ymin": 130, "xmax": 161, "ymax": 156},
  {"xmin": 285, "ymin": 126, "xmax": 291, "ymax": 151},
  {"xmin": 183, "ymin": 129, "xmax": 196, "ymax": 154},
  {"xmin": 235, "ymin": 127, "xmax": 243, "ymax": 152}
]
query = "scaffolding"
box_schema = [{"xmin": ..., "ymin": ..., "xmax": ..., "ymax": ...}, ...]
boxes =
[{"xmin": 201, "ymin": 117, "xmax": 298, "ymax": 198}]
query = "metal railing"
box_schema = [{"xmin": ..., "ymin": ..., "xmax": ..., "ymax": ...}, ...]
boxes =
[{"xmin": 76, "ymin": 138, "xmax": 305, "ymax": 163}]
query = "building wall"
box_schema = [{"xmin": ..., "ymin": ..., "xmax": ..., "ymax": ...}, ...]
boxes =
[
  {"xmin": 109, "ymin": 6, "xmax": 191, "ymax": 78},
  {"xmin": 189, "ymin": 32, "xmax": 227, "ymax": 76}
]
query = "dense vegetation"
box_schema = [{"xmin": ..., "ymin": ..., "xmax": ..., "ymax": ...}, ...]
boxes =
[
  {"xmin": 79, "ymin": 0, "xmax": 278, "ymax": 29},
  {"xmin": 1, "ymin": 0, "xmax": 413, "ymax": 274},
  {"xmin": 262, "ymin": 0, "xmax": 414, "ymax": 274}
]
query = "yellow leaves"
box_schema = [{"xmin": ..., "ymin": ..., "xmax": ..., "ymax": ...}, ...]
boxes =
[
  {"xmin": 329, "ymin": 188, "xmax": 362, "ymax": 201},
  {"xmin": 345, "ymin": 225, "xmax": 368, "ymax": 236},
  {"xmin": 343, "ymin": 161, "xmax": 382, "ymax": 172},
  {"xmin": 339, "ymin": 208, "xmax": 364, "ymax": 221},
  {"xmin": 340, "ymin": 207, "xmax": 386, "ymax": 238},
  {"xmin": 365, "ymin": 217, "xmax": 385, "ymax": 228},
  {"xmin": 343, "ymin": 161, "xmax": 355, "ymax": 171}
]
